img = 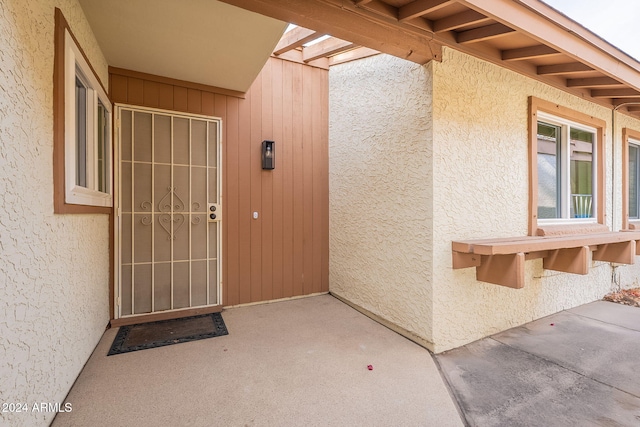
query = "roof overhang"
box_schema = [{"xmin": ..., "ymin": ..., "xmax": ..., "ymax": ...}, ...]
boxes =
[
  {"xmin": 79, "ymin": 0, "xmax": 287, "ymax": 93},
  {"xmin": 219, "ymin": 0, "xmax": 640, "ymax": 118}
]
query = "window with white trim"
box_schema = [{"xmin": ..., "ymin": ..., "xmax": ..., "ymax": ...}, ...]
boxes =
[
  {"xmin": 536, "ymin": 112, "xmax": 597, "ymax": 222},
  {"xmin": 629, "ymin": 138, "xmax": 640, "ymax": 220},
  {"xmin": 64, "ymin": 29, "xmax": 112, "ymax": 207}
]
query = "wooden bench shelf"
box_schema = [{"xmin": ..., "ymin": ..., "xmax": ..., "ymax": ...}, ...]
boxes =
[{"xmin": 452, "ymin": 231, "xmax": 640, "ymax": 289}]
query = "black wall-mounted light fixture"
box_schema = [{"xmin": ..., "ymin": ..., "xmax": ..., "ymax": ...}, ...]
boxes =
[{"xmin": 262, "ymin": 140, "xmax": 275, "ymax": 170}]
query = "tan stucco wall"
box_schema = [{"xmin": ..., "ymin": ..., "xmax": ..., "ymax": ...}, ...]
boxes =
[
  {"xmin": 430, "ymin": 46, "xmax": 640, "ymax": 352},
  {"xmin": 614, "ymin": 112, "xmax": 640, "ymax": 289},
  {"xmin": 329, "ymin": 54, "xmax": 435, "ymax": 348},
  {"xmin": 0, "ymin": 1, "xmax": 110, "ymax": 426},
  {"xmin": 329, "ymin": 47, "xmax": 640, "ymax": 354}
]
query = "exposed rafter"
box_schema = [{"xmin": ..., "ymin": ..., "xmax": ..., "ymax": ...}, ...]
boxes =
[
  {"xmin": 566, "ymin": 77, "xmax": 622, "ymax": 88},
  {"xmin": 433, "ymin": 9, "xmax": 488, "ymax": 32},
  {"xmin": 502, "ymin": 45, "xmax": 559, "ymax": 61},
  {"xmin": 303, "ymin": 37, "xmax": 356, "ymax": 62},
  {"xmin": 592, "ymin": 88, "xmax": 640, "ymax": 98},
  {"xmin": 537, "ymin": 63, "xmax": 594, "ymax": 76},
  {"xmin": 330, "ymin": 47, "xmax": 380, "ymax": 66},
  {"xmin": 457, "ymin": 23, "xmax": 514, "ymax": 44},
  {"xmin": 273, "ymin": 27, "xmax": 320, "ymax": 55},
  {"xmin": 402, "ymin": 17, "xmax": 433, "ymax": 33},
  {"xmin": 358, "ymin": 0, "xmax": 398, "ymax": 19},
  {"xmin": 271, "ymin": 25, "xmax": 380, "ymax": 67},
  {"xmin": 221, "ymin": 0, "xmax": 640, "ymax": 118},
  {"xmin": 399, "ymin": 0, "xmax": 453, "ymax": 22},
  {"xmin": 613, "ymin": 98, "xmax": 640, "ymax": 107}
]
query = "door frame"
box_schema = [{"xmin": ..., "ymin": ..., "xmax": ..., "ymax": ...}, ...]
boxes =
[{"xmin": 112, "ymin": 103, "xmax": 223, "ymax": 325}]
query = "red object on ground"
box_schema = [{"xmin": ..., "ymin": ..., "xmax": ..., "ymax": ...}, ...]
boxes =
[
  {"xmin": 550, "ymin": 323, "xmax": 555, "ymax": 326},
  {"xmin": 367, "ymin": 365, "xmax": 373, "ymax": 370}
]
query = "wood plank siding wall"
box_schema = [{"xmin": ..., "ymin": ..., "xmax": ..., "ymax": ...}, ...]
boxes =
[{"xmin": 109, "ymin": 57, "xmax": 329, "ymax": 306}]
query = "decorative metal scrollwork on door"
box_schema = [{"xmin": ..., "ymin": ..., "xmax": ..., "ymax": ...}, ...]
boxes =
[
  {"xmin": 191, "ymin": 202, "xmax": 201, "ymax": 225},
  {"xmin": 154, "ymin": 186, "xmax": 185, "ymax": 240},
  {"xmin": 139, "ymin": 201, "xmax": 153, "ymax": 226}
]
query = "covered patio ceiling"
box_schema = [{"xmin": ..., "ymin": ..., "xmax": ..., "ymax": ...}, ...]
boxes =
[
  {"xmin": 222, "ymin": 0, "xmax": 640, "ymax": 119},
  {"xmin": 78, "ymin": 0, "xmax": 288, "ymax": 93}
]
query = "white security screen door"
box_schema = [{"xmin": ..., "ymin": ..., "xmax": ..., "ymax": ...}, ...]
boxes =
[{"xmin": 115, "ymin": 106, "xmax": 222, "ymax": 318}]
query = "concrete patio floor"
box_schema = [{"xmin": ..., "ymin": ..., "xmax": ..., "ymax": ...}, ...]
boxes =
[
  {"xmin": 437, "ymin": 301, "xmax": 640, "ymax": 427},
  {"xmin": 52, "ymin": 296, "xmax": 640, "ymax": 427},
  {"xmin": 52, "ymin": 295, "xmax": 463, "ymax": 427}
]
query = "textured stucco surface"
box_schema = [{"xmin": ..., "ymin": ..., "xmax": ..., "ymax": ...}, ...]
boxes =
[
  {"xmin": 614, "ymin": 112, "xmax": 640, "ymax": 289},
  {"xmin": 0, "ymin": 1, "xmax": 110, "ymax": 426},
  {"xmin": 430, "ymin": 47, "xmax": 625, "ymax": 352},
  {"xmin": 329, "ymin": 47, "xmax": 640, "ymax": 354},
  {"xmin": 329, "ymin": 54, "xmax": 434, "ymax": 347}
]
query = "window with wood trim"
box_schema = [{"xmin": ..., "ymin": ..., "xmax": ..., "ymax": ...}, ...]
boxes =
[
  {"xmin": 54, "ymin": 8, "xmax": 112, "ymax": 213},
  {"xmin": 622, "ymin": 128, "xmax": 640, "ymax": 229},
  {"xmin": 529, "ymin": 97, "xmax": 605, "ymax": 235}
]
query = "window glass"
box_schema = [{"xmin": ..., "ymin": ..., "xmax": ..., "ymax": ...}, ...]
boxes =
[
  {"xmin": 97, "ymin": 100, "xmax": 109, "ymax": 193},
  {"xmin": 537, "ymin": 122, "xmax": 559, "ymax": 219},
  {"xmin": 569, "ymin": 128, "xmax": 593, "ymax": 218},
  {"xmin": 536, "ymin": 115, "xmax": 595, "ymax": 221},
  {"xmin": 630, "ymin": 143, "xmax": 639, "ymax": 219},
  {"xmin": 75, "ymin": 76, "xmax": 87, "ymax": 188}
]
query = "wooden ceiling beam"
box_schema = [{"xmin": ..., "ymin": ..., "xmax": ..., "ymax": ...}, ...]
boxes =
[
  {"xmin": 433, "ymin": 9, "xmax": 489, "ymax": 32},
  {"xmin": 502, "ymin": 45, "xmax": 559, "ymax": 61},
  {"xmin": 457, "ymin": 23, "xmax": 514, "ymax": 44},
  {"xmin": 537, "ymin": 62, "xmax": 594, "ymax": 76},
  {"xmin": 219, "ymin": 0, "xmax": 638, "ymax": 109},
  {"xmin": 273, "ymin": 27, "xmax": 320, "ymax": 55},
  {"xmin": 399, "ymin": 0, "xmax": 453, "ymax": 22},
  {"xmin": 303, "ymin": 37, "xmax": 355, "ymax": 62},
  {"xmin": 592, "ymin": 88, "xmax": 640, "ymax": 98},
  {"xmin": 216, "ymin": 0, "xmax": 440, "ymax": 64},
  {"xmin": 566, "ymin": 77, "xmax": 622, "ymax": 88}
]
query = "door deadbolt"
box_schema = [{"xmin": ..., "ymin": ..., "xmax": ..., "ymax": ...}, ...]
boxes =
[{"xmin": 208, "ymin": 203, "xmax": 221, "ymax": 222}]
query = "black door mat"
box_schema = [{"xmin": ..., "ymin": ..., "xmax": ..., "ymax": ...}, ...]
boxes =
[{"xmin": 108, "ymin": 312, "xmax": 228, "ymax": 355}]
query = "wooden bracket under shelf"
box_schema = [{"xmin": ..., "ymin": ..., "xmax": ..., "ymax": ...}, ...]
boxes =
[{"xmin": 452, "ymin": 231, "xmax": 640, "ymax": 288}]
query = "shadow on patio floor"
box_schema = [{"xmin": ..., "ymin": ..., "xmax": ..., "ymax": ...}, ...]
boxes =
[{"xmin": 437, "ymin": 301, "xmax": 640, "ymax": 427}]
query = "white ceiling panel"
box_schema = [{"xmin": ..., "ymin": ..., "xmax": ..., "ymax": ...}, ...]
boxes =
[{"xmin": 79, "ymin": 0, "xmax": 287, "ymax": 92}]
